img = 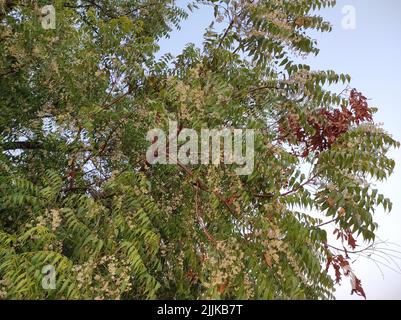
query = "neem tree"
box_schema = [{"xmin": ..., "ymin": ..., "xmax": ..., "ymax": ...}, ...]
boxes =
[{"xmin": 0, "ymin": 0, "xmax": 399, "ymax": 299}]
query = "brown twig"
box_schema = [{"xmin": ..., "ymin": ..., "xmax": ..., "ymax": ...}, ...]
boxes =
[{"xmin": 195, "ymin": 181, "xmax": 216, "ymax": 244}]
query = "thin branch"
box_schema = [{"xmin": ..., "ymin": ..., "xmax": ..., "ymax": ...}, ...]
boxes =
[
  {"xmin": 315, "ymin": 217, "xmax": 337, "ymax": 228},
  {"xmin": 280, "ymin": 174, "xmax": 318, "ymax": 197},
  {"xmin": 195, "ymin": 181, "xmax": 216, "ymax": 244},
  {"xmin": 326, "ymin": 243, "xmax": 375, "ymax": 255}
]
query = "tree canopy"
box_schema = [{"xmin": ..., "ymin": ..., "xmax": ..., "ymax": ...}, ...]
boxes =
[{"xmin": 0, "ymin": 0, "xmax": 399, "ymax": 299}]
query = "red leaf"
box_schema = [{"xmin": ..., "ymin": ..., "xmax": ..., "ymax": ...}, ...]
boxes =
[
  {"xmin": 351, "ymin": 275, "xmax": 366, "ymax": 299},
  {"xmin": 347, "ymin": 231, "xmax": 357, "ymax": 250}
]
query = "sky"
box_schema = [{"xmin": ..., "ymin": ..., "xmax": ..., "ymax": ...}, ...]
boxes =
[{"xmin": 157, "ymin": 0, "xmax": 401, "ymax": 299}]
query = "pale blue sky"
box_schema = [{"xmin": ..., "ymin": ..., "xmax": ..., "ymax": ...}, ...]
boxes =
[
  {"xmin": 158, "ymin": 0, "xmax": 401, "ymax": 299},
  {"xmin": 307, "ymin": 0, "xmax": 401, "ymax": 300}
]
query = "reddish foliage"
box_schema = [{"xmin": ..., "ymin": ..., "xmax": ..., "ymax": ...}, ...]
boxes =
[
  {"xmin": 333, "ymin": 228, "xmax": 358, "ymax": 250},
  {"xmin": 279, "ymin": 89, "xmax": 372, "ymax": 157},
  {"xmin": 347, "ymin": 232, "xmax": 357, "ymax": 250},
  {"xmin": 324, "ymin": 238, "xmax": 366, "ymax": 299},
  {"xmin": 225, "ymin": 194, "xmax": 239, "ymax": 205},
  {"xmin": 324, "ymin": 225, "xmax": 366, "ymax": 299},
  {"xmin": 349, "ymin": 89, "xmax": 373, "ymax": 124},
  {"xmin": 218, "ymin": 282, "xmax": 227, "ymax": 294},
  {"xmin": 351, "ymin": 275, "xmax": 367, "ymax": 299},
  {"xmin": 326, "ymin": 254, "xmax": 350, "ymax": 283}
]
